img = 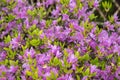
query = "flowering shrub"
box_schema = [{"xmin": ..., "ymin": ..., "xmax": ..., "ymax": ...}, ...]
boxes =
[{"xmin": 0, "ymin": 0, "xmax": 120, "ymax": 80}]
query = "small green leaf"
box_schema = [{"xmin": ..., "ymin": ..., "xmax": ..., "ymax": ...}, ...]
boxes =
[
  {"xmin": 4, "ymin": 35, "xmax": 11, "ymax": 43},
  {"xmin": 107, "ymin": 54, "xmax": 113, "ymax": 59},
  {"xmin": 30, "ymin": 39, "xmax": 40, "ymax": 46},
  {"xmin": 91, "ymin": 58, "xmax": 99, "ymax": 66},
  {"xmin": 76, "ymin": 75, "xmax": 80, "ymax": 80},
  {"xmin": 89, "ymin": 14, "xmax": 97, "ymax": 20},
  {"xmin": 53, "ymin": 57, "xmax": 59, "ymax": 66},
  {"xmin": 81, "ymin": 54, "xmax": 90, "ymax": 61},
  {"xmin": 83, "ymin": 68, "xmax": 90, "ymax": 76},
  {"xmin": 26, "ymin": 70, "xmax": 32, "ymax": 76},
  {"xmin": 102, "ymin": 1, "xmax": 112, "ymax": 12},
  {"xmin": 76, "ymin": 67, "xmax": 84, "ymax": 73},
  {"xmin": 4, "ymin": 14, "xmax": 15, "ymax": 22}
]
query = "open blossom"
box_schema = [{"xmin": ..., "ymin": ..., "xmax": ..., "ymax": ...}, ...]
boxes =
[
  {"xmin": 62, "ymin": 14, "xmax": 69, "ymax": 21},
  {"xmin": 8, "ymin": 66, "xmax": 18, "ymax": 74},
  {"xmin": 0, "ymin": 65, "xmax": 7, "ymax": 75},
  {"xmin": 10, "ymin": 34, "xmax": 21, "ymax": 49},
  {"xmin": 36, "ymin": 53, "xmax": 51, "ymax": 65},
  {"xmin": 68, "ymin": 54, "xmax": 77, "ymax": 63},
  {"xmin": 24, "ymin": 47, "xmax": 35, "ymax": 58},
  {"xmin": 0, "ymin": 51, "xmax": 7, "ymax": 61},
  {"xmin": 90, "ymin": 65, "xmax": 97, "ymax": 73},
  {"xmin": 57, "ymin": 74, "xmax": 74, "ymax": 80},
  {"xmin": 93, "ymin": 0, "xmax": 99, "ymax": 8},
  {"xmin": 69, "ymin": 0, "xmax": 76, "ymax": 9}
]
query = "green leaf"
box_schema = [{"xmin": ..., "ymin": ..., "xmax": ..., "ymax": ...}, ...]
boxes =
[
  {"xmin": 83, "ymin": 68, "xmax": 90, "ymax": 76},
  {"xmin": 30, "ymin": 39, "xmax": 40, "ymax": 46},
  {"xmin": 76, "ymin": 67, "xmax": 84, "ymax": 73},
  {"xmin": 16, "ymin": 76, "xmax": 21, "ymax": 80},
  {"xmin": 4, "ymin": 35, "xmax": 11, "ymax": 43},
  {"xmin": 4, "ymin": 47, "xmax": 16, "ymax": 59},
  {"xmin": 100, "ymin": 61, "xmax": 105, "ymax": 70},
  {"xmin": 107, "ymin": 54, "xmax": 113, "ymax": 59},
  {"xmin": 76, "ymin": 75, "xmax": 80, "ymax": 80},
  {"xmin": 91, "ymin": 58, "xmax": 99, "ymax": 66},
  {"xmin": 5, "ymin": 59, "xmax": 9, "ymax": 65},
  {"xmin": 29, "ymin": 24, "xmax": 36, "ymax": 31},
  {"xmin": 4, "ymin": 14, "xmax": 15, "ymax": 22},
  {"xmin": 108, "ymin": 15, "xmax": 114, "ymax": 23},
  {"xmin": 46, "ymin": 20, "xmax": 52, "ymax": 27},
  {"xmin": 53, "ymin": 57, "xmax": 60, "ymax": 66},
  {"xmin": 102, "ymin": 1, "xmax": 112, "ymax": 12},
  {"xmin": 60, "ymin": 0, "xmax": 70, "ymax": 6},
  {"xmin": 89, "ymin": 14, "xmax": 97, "ymax": 20},
  {"xmin": 90, "ymin": 73, "xmax": 96, "ymax": 77},
  {"xmin": 81, "ymin": 54, "xmax": 90, "ymax": 61},
  {"xmin": 33, "ymin": 71, "xmax": 38, "ymax": 79},
  {"xmin": 26, "ymin": 70, "xmax": 32, "ymax": 76},
  {"xmin": 27, "ymin": 9, "xmax": 37, "ymax": 16},
  {"xmin": 9, "ymin": 60, "xmax": 18, "ymax": 66},
  {"xmin": 75, "ymin": 51, "xmax": 80, "ymax": 58}
]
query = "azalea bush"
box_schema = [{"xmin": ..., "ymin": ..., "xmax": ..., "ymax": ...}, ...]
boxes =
[{"xmin": 0, "ymin": 0, "xmax": 120, "ymax": 80}]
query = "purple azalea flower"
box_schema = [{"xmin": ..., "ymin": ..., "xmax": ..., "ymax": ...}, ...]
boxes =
[
  {"xmin": 43, "ymin": 72, "xmax": 51, "ymax": 79},
  {"xmin": 117, "ymin": 36, "xmax": 120, "ymax": 44},
  {"xmin": 32, "ymin": 19, "xmax": 38, "ymax": 25},
  {"xmin": 62, "ymin": 14, "xmax": 69, "ymax": 21},
  {"xmin": 7, "ymin": 74, "xmax": 15, "ymax": 80},
  {"xmin": 8, "ymin": 66, "xmax": 18, "ymax": 74},
  {"xmin": 52, "ymin": 20, "xmax": 57, "ymax": 26},
  {"xmin": 36, "ymin": 53, "xmax": 51, "ymax": 65},
  {"xmin": 69, "ymin": 0, "xmax": 76, "ymax": 9},
  {"xmin": 67, "ymin": 74, "xmax": 74, "ymax": 80},
  {"xmin": 50, "ymin": 45, "xmax": 60, "ymax": 55},
  {"xmin": 104, "ymin": 21, "xmax": 114, "ymax": 31},
  {"xmin": 51, "ymin": 68, "xmax": 58, "ymax": 75},
  {"xmin": 115, "ymin": 67, "xmax": 120, "ymax": 79},
  {"xmin": 24, "ymin": 47, "xmax": 35, "ymax": 58},
  {"xmin": 55, "ymin": 32, "xmax": 68, "ymax": 41},
  {"xmin": 44, "ymin": 27, "xmax": 55, "ymax": 40},
  {"xmin": 90, "ymin": 65, "xmax": 97, "ymax": 73},
  {"xmin": 68, "ymin": 54, "xmax": 77, "ymax": 63},
  {"xmin": 56, "ymin": 50, "xmax": 62, "ymax": 58},
  {"xmin": 37, "ymin": 67, "xmax": 43, "ymax": 77},
  {"xmin": 17, "ymin": 23, "xmax": 22, "ymax": 32},
  {"xmin": 55, "ymin": 0, "xmax": 60, "ymax": 3},
  {"xmin": 2, "ymin": 7, "xmax": 8, "ymax": 12},
  {"xmin": 22, "ymin": 63, "xmax": 30, "ymax": 75},
  {"xmin": 113, "ymin": 13, "xmax": 119, "ymax": 22},
  {"xmin": 0, "ymin": 77, "xmax": 6, "ymax": 80},
  {"xmin": 40, "ymin": 20, "xmax": 46, "ymax": 28},
  {"xmin": 1, "ymin": 31, "xmax": 9, "ymax": 39},
  {"xmin": 52, "ymin": 9, "xmax": 60, "ymax": 17},
  {"xmin": 82, "ymin": 76, "xmax": 88, "ymax": 80},
  {"xmin": 10, "ymin": 34, "xmax": 21, "ymax": 49},
  {"xmin": 89, "ymin": 40, "xmax": 97, "ymax": 50},
  {"xmin": 98, "ymin": 30, "xmax": 112, "ymax": 47},
  {"xmin": 24, "ymin": 18, "xmax": 30, "ymax": 29},
  {"xmin": 57, "ymin": 74, "xmax": 74, "ymax": 80},
  {"xmin": 93, "ymin": 0, "xmax": 99, "ymax": 8},
  {"xmin": 71, "ymin": 31, "xmax": 84, "ymax": 42},
  {"xmin": 57, "ymin": 75, "xmax": 66, "ymax": 80},
  {"xmin": 113, "ymin": 44, "xmax": 120, "ymax": 55},
  {"xmin": 45, "ymin": 0, "xmax": 54, "ymax": 7},
  {"xmin": 0, "ymin": 65, "xmax": 7, "ymax": 75},
  {"xmin": 0, "ymin": 51, "xmax": 7, "ymax": 61},
  {"xmin": 37, "ymin": 2, "xmax": 41, "ymax": 7},
  {"xmin": 21, "ymin": 75, "xmax": 26, "ymax": 80}
]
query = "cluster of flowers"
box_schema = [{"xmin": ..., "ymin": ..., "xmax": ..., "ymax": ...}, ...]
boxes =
[{"xmin": 0, "ymin": 0, "xmax": 120, "ymax": 80}]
